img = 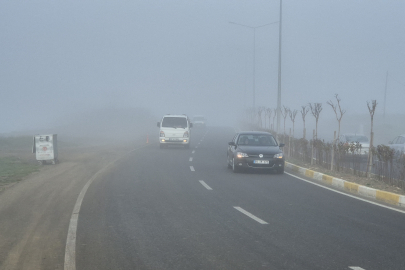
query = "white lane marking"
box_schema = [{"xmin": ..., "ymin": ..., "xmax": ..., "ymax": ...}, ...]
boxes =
[
  {"xmin": 192, "ymin": 150, "xmax": 195, "ymax": 154},
  {"xmin": 285, "ymin": 172, "xmax": 405, "ymax": 215},
  {"xmin": 190, "ymin": 166, "xmax": 195, "ymax": 171},
  {"xmin": 199, "ymin": 180, "xmax": 213, "ymax": 190},
  {"xmin": 349, "ymin": 267, "xmax": 366, "ymax": 270},
  {"xmin": 233, "ymin": 207, "xmax": 268, "ymax": 224},
  {"xmin": 65, "ymin": 144, "xmax": 151, "ymax": 270},
  {"xmin": 189, "ymin": 157, "xmax": 193, "ymax": 162}
]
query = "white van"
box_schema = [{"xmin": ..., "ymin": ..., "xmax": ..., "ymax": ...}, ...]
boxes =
[{"xmin": 157, "ymin": 114, "xmax": 192, "ymax": 148}]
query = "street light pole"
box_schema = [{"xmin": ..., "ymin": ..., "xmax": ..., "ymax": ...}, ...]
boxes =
[
  {"xmin": 384, "ymin": 70, "xmax": 388, "ymax": 118},
  {"xmin": 276, "ymin": 0, "xmax": 283, "ymax": 134},
  {"xmin": 230, "ymin": 21, "xmax": 278, "ymax": 109},
  {"xmin": 253, "ymin": 28, "xmax": 256, "ymax": 108}
]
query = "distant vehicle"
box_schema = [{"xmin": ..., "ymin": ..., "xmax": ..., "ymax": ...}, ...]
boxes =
[
  {"xmin": 339, "ymin": 134, "xmax": 370, "ymax": 155},
  {"xmin": 227, "ymin": 131, "xmax": 285, "ymax": 173},
  {"xmin": 192, "ymin": 115, "xmax": 207, "ymax": 128},
  {"xmin": 388, "ymin": 135, "xmax": 405, "ymax": 154},
  {"xmin": 157, "ymin": 114, "xmax": 192, "ymax": 149}
]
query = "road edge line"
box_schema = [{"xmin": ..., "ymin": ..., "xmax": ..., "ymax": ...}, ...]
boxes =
[
  {"xmin": 64, "ymin": 143, "xmax": 151, "ymax": 270},
  {"xmin": 285, "ymin": 162, "xmax": 405, "ymax": 210}
]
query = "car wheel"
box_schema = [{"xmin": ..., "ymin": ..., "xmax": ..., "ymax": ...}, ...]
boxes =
[{"xmin": 232, "ymin": 158, "xmax": 240, "ymax": 173}]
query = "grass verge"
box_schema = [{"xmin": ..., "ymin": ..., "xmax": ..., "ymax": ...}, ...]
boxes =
[{"xmin": 0, "ymin": 156, "xmax": 39, "ymax": 187}]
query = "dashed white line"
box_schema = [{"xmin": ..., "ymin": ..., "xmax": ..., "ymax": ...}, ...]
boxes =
[
  {"xmin": 199, "ymin": 180, "xmax": 213, "ymax": 190},
  {"xmin": 190, "ymin": 166, "xmax": 195, "ymax": 171},
  {"xmin": 233, "ymin": 207, "xmax": 268, "ymax": 224},
  {"xmin": 192, "ymin": 150, "xmax": 195, "ymax": 154},
  {"xmin": 349, "ymin": 267, "xmax": 366, "ymax": 270},
  {"xmin": 189, "ymin": 157, "xmax": 193, "ymax": 162}
]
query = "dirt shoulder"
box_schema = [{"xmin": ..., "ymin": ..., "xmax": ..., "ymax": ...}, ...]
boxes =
[
  {"xmin": 286, "ymin": 156, "xmax": 405, "ymax": 195},
  {"xmin": 0, "ymin": 137, "xmax": 151, "ymax": 270}
]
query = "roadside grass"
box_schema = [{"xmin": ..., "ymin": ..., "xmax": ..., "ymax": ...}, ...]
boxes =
[
  {"xmin": 0, "ymin": 156, "xmax": 39, "ymax": 186},
  {"xmin": 0, "ymin": 136, "xmax": 33, "ymax": 152}
]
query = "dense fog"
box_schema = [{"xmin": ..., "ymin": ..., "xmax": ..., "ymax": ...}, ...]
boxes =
[{"xmin": 1, "ymin": 1, "xmax": 404, "ymax": 142}]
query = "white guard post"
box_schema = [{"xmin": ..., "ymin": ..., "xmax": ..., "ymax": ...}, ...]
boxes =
[{"xmin": 32, "ymin": 134, "xmax": 58, "ymax": 165}]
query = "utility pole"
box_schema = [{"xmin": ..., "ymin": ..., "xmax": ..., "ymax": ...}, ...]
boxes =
[
  {"xmin": 253, "ymin": 29, "xmax": 256, "ymax": 108},
  {"xmin": 230, "ymin": 21, "xmax": 278, "ymax": 109},
  {"xmin": 384, "ymin": 71, "xmax": 388, "ymax": 118},
  {"xmin": 276, "ymin": 0, "xmax": 283, "ymax": 134}
]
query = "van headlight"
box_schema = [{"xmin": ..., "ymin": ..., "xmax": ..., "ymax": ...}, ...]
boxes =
[
  {"xmin": 274, "ymin": 153, "xmax": 283, "ymax": 159},
  {"xmin": 236, "ymin": 152, "xmax": 248, "ymax": 158}
]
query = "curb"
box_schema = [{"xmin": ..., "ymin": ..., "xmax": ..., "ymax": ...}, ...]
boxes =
[{"xmin": 285, "ymin": 162, "xmax": 405, "ymax": 208}]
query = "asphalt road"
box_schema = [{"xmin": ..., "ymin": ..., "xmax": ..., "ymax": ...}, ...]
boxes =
[{"xmin": 75, "ymin": 127, "xmax": 405, "ymax": 270}]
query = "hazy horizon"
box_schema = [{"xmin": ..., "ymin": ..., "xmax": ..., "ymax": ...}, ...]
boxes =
[{"xmin": 2, "ymin": 1, "xmax": 404, "ymax": 135}]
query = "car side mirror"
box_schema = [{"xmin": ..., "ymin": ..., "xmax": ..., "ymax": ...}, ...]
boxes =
[
  {"xmin": 157, "ymin": 122, "xmax": 160, "ymax": 127},
  {"xmin": 279, "ymin": 143, "xmax": 285, "ymax": 147},
  {"xmin": 228, "ymin": 142, "xmax": 236, "ymax": 146}
]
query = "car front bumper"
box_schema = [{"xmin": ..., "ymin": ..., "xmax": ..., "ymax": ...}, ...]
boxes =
[
  {"xmin": 160, "ymin": 138, "xmax": 189, "ymax": 145},
  {"xmin": 234, "ymin": 157, "xmax": 285, "ymax": 170}
]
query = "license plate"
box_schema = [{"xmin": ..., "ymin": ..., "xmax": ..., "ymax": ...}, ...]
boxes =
[
  {"xmin": 253, "ymin": 160, "xmax": 269, "ymax": 164},
  {"xmin": 168, "ymin": 138, "xmax": 181, "ymax": 141}
]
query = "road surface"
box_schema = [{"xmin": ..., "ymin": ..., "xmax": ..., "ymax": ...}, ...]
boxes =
[{"xmin": 72, "ymin": 127, "xmax": 405, "ymax": 270}]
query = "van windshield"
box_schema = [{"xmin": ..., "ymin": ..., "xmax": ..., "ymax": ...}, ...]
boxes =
[{"xmin": 162, "ymin": 117, "xmax": 188, "ymax": 128}]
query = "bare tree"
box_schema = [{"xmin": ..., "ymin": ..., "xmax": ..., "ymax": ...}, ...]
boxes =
[
  {"xmin": 289, "ymin": 109, "xmax": 298, "ymax": 138},
  {"xmin": 327, "ymin": 94, "xmax": 346, "ymax": 139},
  {"xmin": 308, "ymin": 103, "xmax": 323, "ymax": 140},
  {"xmin": 300, "ymin": 106, "xmax": 309, "ymax": 139},
  {"xmin": 257, "ymin": 107, "xmax": 264, "ymax": 128},
  {"xmin": 280, "ymin": 106, "xmax": 290, "ymax": 136},
  {"xmin": 266, "ymin": 108, "xmax": 273, "ymax": 130},
  {"xmin": 366, "ymin": 100, "xmax": 377, "ymax": 177},
  {"xmin": 272, "ymin": 108, "xmax": 277, "ymax": 132}
]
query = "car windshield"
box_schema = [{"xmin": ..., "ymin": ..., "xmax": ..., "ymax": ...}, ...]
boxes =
[
  {"xmin": 344, "ymin": 135, "xmax": 369, "ymax": 143},
  {"xmin": 162, "ymin": 117, "xmax": 187, "ymax": 128},
  {"xmin": 237, "ymin": 134, "xmax": 277, "ymax": 146}
]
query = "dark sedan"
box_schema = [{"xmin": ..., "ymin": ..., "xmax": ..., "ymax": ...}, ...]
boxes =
[{"xmin": 227, "ymin": 131, "xmax": 285, "ymax": 173}]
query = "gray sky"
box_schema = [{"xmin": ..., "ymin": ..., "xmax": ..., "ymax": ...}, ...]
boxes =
[{"xmin": 1, "ymin": 0, "xmax": 404, "ymax": 133}]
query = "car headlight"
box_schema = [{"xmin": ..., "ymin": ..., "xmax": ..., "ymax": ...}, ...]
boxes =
[
  {"xmin": 274, "ymin": 153, "xmax": 283, "ymax": 159},
  {"xmin": 160, "ymin": 131, "xmax": 165, "ymax": 137},
  {"xmin": 236, "ymin": 152, "xmax": 248, "ymax": 158}
]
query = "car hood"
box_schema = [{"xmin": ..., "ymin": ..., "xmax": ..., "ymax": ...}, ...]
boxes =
[{"xmin": 237, "ymin": 145, "xmax": 282, "ymax": 155}]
